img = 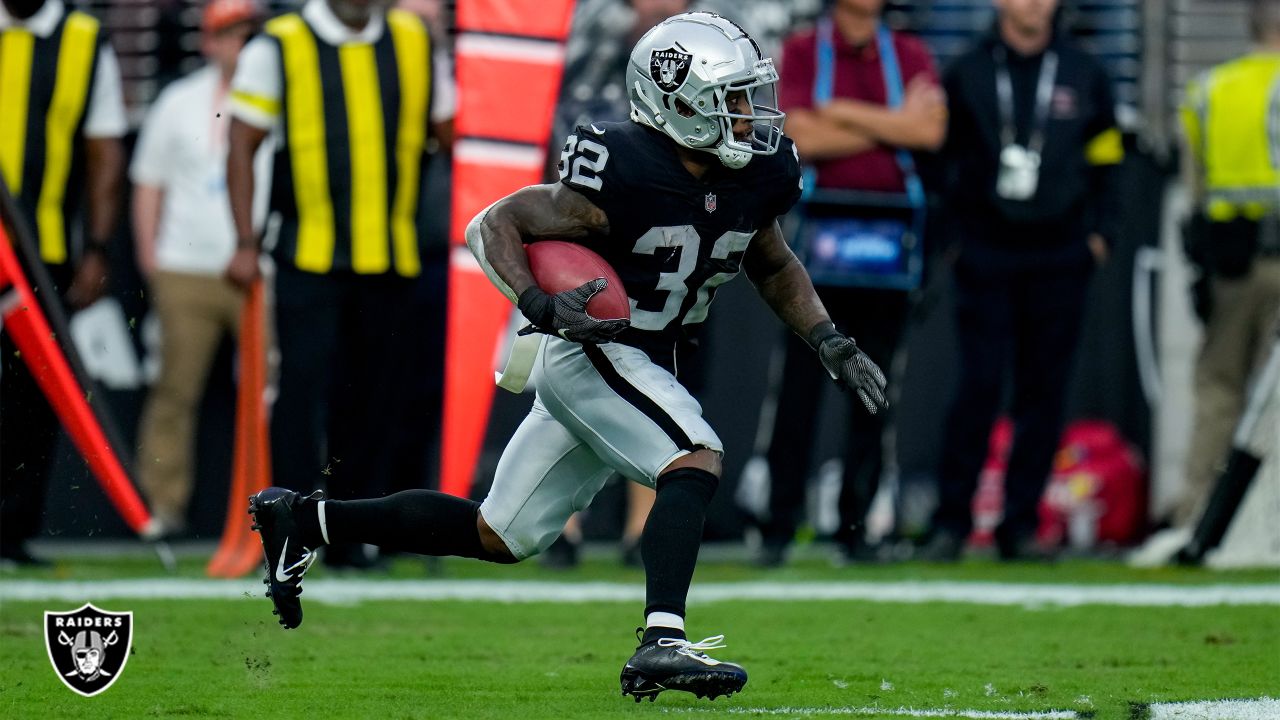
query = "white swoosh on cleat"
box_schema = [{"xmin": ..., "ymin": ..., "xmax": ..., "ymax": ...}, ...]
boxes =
[{"xmin": 275, "ymin": 538, "xmax": 294, "ymax": 583}]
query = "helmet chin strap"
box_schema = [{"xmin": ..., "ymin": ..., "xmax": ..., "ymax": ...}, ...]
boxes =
[
  {"xmin": 716, "ymin": 144, "xmax": 752, "ymax": 169},
  {"xmin": 714, "ymin": 116, "xmax": 752, "ymax": 168}
]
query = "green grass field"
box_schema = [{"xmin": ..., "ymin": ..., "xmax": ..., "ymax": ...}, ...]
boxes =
[{"xmin": 2, "ymin": 551, "xmax": 1277, "ymax": 719}]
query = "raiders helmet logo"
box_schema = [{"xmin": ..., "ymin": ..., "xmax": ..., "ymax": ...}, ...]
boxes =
[
  {"xmin": 45, "ymin": 603, "xmax": 133, "ymax": 697},
  {"xmin": 650, "ymin": 47, "xmax": 692, "ymax": 93}
]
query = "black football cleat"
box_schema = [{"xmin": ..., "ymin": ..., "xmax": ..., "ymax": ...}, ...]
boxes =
[
  {"xmin": 248, "ymin": 487, "xmax": 323, "ymax": 629},
  {"xmin": 620, "ymin": 632, "xmax": 747, "ymax": 702}
]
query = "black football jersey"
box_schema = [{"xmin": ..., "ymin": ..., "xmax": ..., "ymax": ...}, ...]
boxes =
[{"xmin": 557, "ymin": 121, "xmax": 803, "ymax": 372}]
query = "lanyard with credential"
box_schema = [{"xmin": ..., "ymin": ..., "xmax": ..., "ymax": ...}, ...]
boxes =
[
  {"xmin": 993, "ymin": 46, "xmax": 1057, "ymax": 155},
  {"xmin": 808, "ymin": 18, "xmax": 925, "ymax": 208}
]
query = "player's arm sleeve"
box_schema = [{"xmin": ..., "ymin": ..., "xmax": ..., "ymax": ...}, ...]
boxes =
[
  {"xmin": 556, "ymin": 125, "xmax": 628, "ymax": 229},
  {"xmin": 83, "ymin": 44, "xmax": 127, "ymax": 139},
  {"xmin": 229, "ymin": 36, "xmax": 283, "ymax": 130},
  {"xmin": 128, "ymin": 89, "xmax": 174, "ymax": 186}
]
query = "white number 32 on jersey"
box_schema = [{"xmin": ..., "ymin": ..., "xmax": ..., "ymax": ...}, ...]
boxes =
[{"xmin": 559, "ymin": 135, "xmax": 610, "ymax": 191}]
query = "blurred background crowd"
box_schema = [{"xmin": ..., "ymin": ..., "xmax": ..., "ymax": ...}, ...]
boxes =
[{"xmin": 1, "ymin": 0, "xmax": 1277, "ymax": 571}]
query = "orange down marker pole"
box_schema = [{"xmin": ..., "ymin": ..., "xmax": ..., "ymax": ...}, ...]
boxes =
[
  {"xmin": 0, "ymin": 221, "xmax": 154, "ymax": 536},
  {"xmin": 441, "ymin": 0, "xmax": 575, "ymax": 498},
  {"xmin": 207, "ymin": 279, "xmax": 271, "ymax": 577}
]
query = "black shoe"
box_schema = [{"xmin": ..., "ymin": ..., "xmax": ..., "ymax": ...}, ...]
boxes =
[
  {"xmin": 916, "ymin": 530, "xmax": 963, "ymax": 562},
  {"xmin": 540, "ymin": 534, "xmax": 579, "ymax": 570},
  {"xmin": 248, "ymin": 487, "xmax": 323, "ymax": 629},
  {"xmin": 620, "ymin": 632, "xmax": 747, "ymax": 702}
]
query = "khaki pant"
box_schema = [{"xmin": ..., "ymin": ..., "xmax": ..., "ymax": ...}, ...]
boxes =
[
  {"xmin": 1177, "ymin": 257, "xmax": 1280, "ymax": 526},
  {"xmin": 137, "ymin": 271, "xmax": 244, "ymax": 530}
]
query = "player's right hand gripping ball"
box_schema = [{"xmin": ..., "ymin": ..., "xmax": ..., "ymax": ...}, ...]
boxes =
[
  {"xmin": 518, "ymin": 280, "xmax": 629, "ymax": 344},
  {"xmin": 817, "ymin": 334, "xmax": 888, "ymax": 415}
]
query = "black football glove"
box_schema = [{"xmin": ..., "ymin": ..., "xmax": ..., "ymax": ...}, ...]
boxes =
[
  {"xmin": 517, "ymin": 279, "xmax": 629, "ymax": 344},
  {"xmin": 809, "ymin": 322, "xmax": 888, "ymax": 415}
]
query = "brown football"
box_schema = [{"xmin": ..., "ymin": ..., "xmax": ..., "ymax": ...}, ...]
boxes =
[{"xmin": 525, "ymin": 241, "xmax": 630, "ymax": 321}]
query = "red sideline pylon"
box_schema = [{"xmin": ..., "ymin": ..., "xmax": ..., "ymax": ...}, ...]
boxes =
[
  {"xmin": 440, "ymin": 254, "xmax": 517, "ymax": 497},
  {"xmin": 0, "ymin": 222, "xmax": 153, "ymax": 536},
  {"xmin": 442, "ymin": 0, "xmax": 576, "ymax": 499},
  {"xmin": 207, "ymin": 279, "xmax": 270, "ymax": 578}
]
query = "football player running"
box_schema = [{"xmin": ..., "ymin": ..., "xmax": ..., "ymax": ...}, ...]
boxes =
[{"xmin": 248, "ymin": 12, "xmax": 887, "ymax": 702}]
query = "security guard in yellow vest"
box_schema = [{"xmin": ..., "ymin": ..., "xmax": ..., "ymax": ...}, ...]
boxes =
[
  {"xmin": 225, "ymin": 0, "xmax": 451, "ymax": 567},
  {"xmin": 1176, "ymin": 0, "xmax": 1280, "ymax": 527},
  {"xmin": 0, "ymin": 0, "xmax": 125, "ymax": 565}
]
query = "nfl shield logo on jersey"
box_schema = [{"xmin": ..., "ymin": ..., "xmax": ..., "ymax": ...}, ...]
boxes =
[
  {"xmin": 45, "ymin": 603, "xmax": 133, "ymax": 697},
  {"xmin": 705, "ymin": 193, "xmax": 717, "ymax": 213},
  {"xmin": 650, "ymin": 47, "xmax": 692, "ymax": 93}
]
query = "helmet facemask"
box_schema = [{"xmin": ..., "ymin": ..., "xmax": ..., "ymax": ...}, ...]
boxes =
[{"xmin": 702, "ymin": 60, "xmax": 785, "ymax": 169}]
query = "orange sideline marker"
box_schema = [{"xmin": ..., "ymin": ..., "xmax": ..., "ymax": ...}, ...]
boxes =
[
  {"xmin": 207, "ymin": 279, "xmax": 270, "ymax": 578},
  {"xmin": 0, "ymin": 222, "xmax": 154, "ymax": 536}
]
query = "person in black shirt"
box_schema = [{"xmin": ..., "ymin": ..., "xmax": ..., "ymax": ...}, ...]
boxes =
[{"xmin": 919, "ymin": 0, "xmax": 1123, "ymax": 561}]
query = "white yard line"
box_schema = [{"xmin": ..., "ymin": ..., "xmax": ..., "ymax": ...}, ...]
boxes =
[
  {"xmin": 1145, "ymin": 698, "xmax": 1280, "ymax": 720},
  {"xmin": 662, "ymin": 707, "xmax": 1080, "ymax": 719},
  {"xmin": 661, "ymin": 699, "xmax": 1280, "ymax": 719},
  {"xmin": 0, "ymin": 579, "xmax": 1277, "ymax": 607}
]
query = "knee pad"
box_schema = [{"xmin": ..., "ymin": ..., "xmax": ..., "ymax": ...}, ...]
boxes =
[{"xmin": 656, "ymin": 467, "xmax": 719, "ymax": 505}]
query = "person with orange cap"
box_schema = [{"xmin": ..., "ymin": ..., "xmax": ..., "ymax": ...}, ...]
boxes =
[{"xmin": 130, "ymin": 0, "xmax": 268, "ymax": 536}]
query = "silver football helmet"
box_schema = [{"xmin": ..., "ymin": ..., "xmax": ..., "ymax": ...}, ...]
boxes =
[{"xmin": 627, "ymin": 12, "xmax": 785, "ymax": 169}]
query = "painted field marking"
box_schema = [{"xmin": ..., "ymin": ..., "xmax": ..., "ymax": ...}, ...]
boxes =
[
  {"xmin": 662, "ymin": 706, "xmax": 1080, "ymax": 718},
  {"xmin": 659, "ymin": 699, "xmax": 1280, "ymax": 719},
  {"xmin": 1, "ymin": 579, "xmax": 1278, "ymax": 607},
  {"xmin": 1143, "ymin": 697, "xmax": 1280, "ymax": 720}
]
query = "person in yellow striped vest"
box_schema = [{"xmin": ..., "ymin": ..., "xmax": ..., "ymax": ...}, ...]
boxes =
[
  {"xmin": 224, "ymin": 0, "xmax": 453, "ymax": 568},
  {"xmin": 1175, "ymin": 0, "xmax": 1280, "ymax": 528},
  {"xmin": 0, "ymin": 0, "xmax": 125, "ymax": 566}
]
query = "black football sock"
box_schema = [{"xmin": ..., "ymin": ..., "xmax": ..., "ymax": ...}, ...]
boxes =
[
  {"xmin": 640, "ymin": 467, "xmax": 719, "ymax": 642},
  {"xmin": 641, "ymin": 625, "xmax": 687, "ymax": 645},
  {"xmin": 320, "ymin": 490, "xmax": 489, "ymax": 560},
  {"xmin": 292, "ymin": 494, "xmax": 326, "ymax": 548}
]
